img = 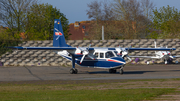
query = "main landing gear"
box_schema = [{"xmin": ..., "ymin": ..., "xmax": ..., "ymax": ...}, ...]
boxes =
[
  {"xmin": 69, "ymin": 55, "xmax": 78, "ymax": 74},
  {"xmin": 70, "ymin": 68, "xmax": 78, "ymax": 74},
  {"xmin": 109, "ymin": 66, "xmax": 124, "ymax": 74},
  {"xmin": 109, "ymin": 69, "xmax": 117, "ymax": 73},
  {"xmin": 119, "ymin": 66, "xmax": 124, "ymax": 74}
]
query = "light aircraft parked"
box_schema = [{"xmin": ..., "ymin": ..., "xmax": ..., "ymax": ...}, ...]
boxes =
[
  {"xmin": 8, "ymin": 19, "xmax": 176, "ymax": 74},
  {"xmin": 129, "ymin": 41, "xmax": 180, "ymax": 64}
]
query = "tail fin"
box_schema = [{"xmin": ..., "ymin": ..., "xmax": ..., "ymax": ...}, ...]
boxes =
[{"xmin": 53, "ymin": 19, "xmax": 69, "ymax": 47}]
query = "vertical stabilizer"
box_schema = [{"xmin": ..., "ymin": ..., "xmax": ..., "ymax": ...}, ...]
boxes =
[{"xmin": 53, "ymin": 19, "xmax": 68, "ymax": 47}]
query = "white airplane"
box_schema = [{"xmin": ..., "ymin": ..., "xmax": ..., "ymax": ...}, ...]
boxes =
[
  {"xmin": 129, "ymin": 41, "xmax": 180, "ymax": 64},
  {"xmin": 8, "ymin": 19, "xmax": 176, "ymax": 74}
]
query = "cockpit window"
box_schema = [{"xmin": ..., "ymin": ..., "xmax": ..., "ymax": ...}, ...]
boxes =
[
  {"xmin": 105, "ymin": 51, "xmax": 115, "ymax": 58},
  {"xmin": 114, "ymin": 51, "xmax": 118, "ymax": 56},
  {"xmin": 100, "ymin": 53, "xmax": 104, "ymax": 58}
]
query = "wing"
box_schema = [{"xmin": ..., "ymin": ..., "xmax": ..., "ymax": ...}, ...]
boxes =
[
  {"xmin": 8, "ymin": 46, "xmax": 76, "ymax": 50},
  {"xmin": 126, "ymin": 48, "xmax": 176, "ymax": 51},
  {"xmin": 7, "ymin": 46, "xmax": 95, "ymax": 54},
  {"xmin": 129, "ymin": 56, "xmax": 159, "ymax": 59}
]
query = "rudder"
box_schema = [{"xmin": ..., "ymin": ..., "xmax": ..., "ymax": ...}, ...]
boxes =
[{"xmin": 53, "ymin": 19, "xmax": 68, "ymax": 47}]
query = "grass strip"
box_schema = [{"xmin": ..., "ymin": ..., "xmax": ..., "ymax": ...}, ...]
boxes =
[{"xmin": 0, "ymin": 86, "xmax": 175, "ymax": 101}]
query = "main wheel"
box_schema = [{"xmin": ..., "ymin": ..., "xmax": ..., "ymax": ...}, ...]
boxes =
[
  {"xmin": 74, "ymin": 69, "xmax": 78, "ymax": 74},
  {"xmin": 109, "ymin": 69, "xmax": 113, "ymax": 73},
  {"xmin": 70, "ymin": 69, "xmax": 75, "ymax": 74},
  {"xmin": 113, "ymin": 69, "xmax": 117, "ymax": 73},
  {"xmin": 70, "ymin": 68, "xmax": 78, "ymax": 74},
  {"xmin": 119, "ymin": 69, "xmax": 124, "ymax": 74},
  {"xmin": 109, "ymin": 69, "xmax": 117, "ymax": 73}
]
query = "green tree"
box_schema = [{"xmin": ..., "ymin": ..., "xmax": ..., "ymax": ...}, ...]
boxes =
[
  {"xmin": 0, "ymin": 0, "xmax": 37, "ymax": 39},
  {"xmin": 149, "ymin": 5, "xmax": 180, "ymax": 39},
  {"xmin": 25, "ymin": 3, "xmax": 70, "ymax": 40}
]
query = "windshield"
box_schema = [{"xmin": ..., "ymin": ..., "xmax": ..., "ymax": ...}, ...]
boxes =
[
  {"xmin": 114, "ymin": 51, "xmax": 118, "ymax": 56},
  {"xmin": 105, "ymin": 51, "xmax": 115, "ymax": 58}
]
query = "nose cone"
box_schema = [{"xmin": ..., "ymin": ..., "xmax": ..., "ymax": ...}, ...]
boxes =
[
  {"xmin": 120, "ymin": 58, "xmax": 126, "ymax": 64},
  {"xmin": 111, "ymin": 57, "xmax": 126, "ymax": 65}
]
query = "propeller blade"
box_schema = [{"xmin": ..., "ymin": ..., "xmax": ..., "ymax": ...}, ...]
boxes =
[
  {"xmin": 122, "ymin": 54, "xmax": 125, "ymax": 58},
  {"xmin": 127, "ymin": 56, "xmax": 132, "ymax": 62},
  {"xmin": 88, "ymin": 55, "xmax": 94, "ymax": 60},
  {"xmin": 80, "ymin": 55, "xmax": 86, "ymax": 64},
  {"xmin": 169, "ymin": 55, "xmax": 174, "ymax": 59},
  {"xmin": 87, "ymin": 43, "xmax": 92, "ymax": 50},
  {"xmin": 128, "ymin": 45, "xmax": 131, "ymax": 51},
  {"xmin": 78, "ymin": 47, "xmax": 84, "ymax": 52},
  {"xmin": 118, "ymin": 45, "xmax": 124, "ymax": 57},
  {"xmin": 119, "ymin": 45, "xmax": 123, "ymax": 51}
]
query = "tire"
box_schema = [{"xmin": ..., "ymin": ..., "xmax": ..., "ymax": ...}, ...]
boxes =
[
  {"xmin": 109, "ymin": 69, "xmax": 113, "ymax": 73},
  {"xmin": 109, "ymin": 69, "xmax": 116, "ymax": 73},
  {"xmin": 119, "ymin": 69, "xmax": 124, "ymax": 74},
  {"xmin": 74, "ymin": 69, "xmax": 78, "ymax": 74},
  {"xmin": 113, "ymin": 69, "xmax": 117, "ymax": 73},
  {"xmin": 70, "ymin": 69, "xmax": 74, "ymax": 74}
]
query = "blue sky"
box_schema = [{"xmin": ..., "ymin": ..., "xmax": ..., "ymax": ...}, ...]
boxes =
[{"xmin": 41, "ymin": 0, "xmax": 180, "ymax": 24}]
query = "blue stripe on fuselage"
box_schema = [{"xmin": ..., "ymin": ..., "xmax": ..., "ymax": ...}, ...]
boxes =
[{"xmin": 60, "ymin": 54, "xmax": 125, "ymax": 69}]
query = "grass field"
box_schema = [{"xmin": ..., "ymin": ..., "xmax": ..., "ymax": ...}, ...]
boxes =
[{"xmin": 0, "ymin": 79, "xmax": 179, "ymax": 101}]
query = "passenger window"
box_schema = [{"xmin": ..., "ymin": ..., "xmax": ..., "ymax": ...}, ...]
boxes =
[
  {"xmin": 95, "ymin": 53, "xmax": 99, "ymax": 58},
  {"xmin": 100, "ymin": 53, "xmax": 104, "ymax": 58}
]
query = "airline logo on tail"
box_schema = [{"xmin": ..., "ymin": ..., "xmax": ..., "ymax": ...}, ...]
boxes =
[
  {"xmin": 55, "ymin": 32, "xmax": 62, "ymax": 36},
  {"xmin": 54, "ymin": 21, "xmax": 60, "ymax": 24}
]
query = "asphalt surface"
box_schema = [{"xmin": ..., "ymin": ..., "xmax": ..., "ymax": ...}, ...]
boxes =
[{"xmin": 0, "ymin": 65, "xmax": 180, "ymax": 81}]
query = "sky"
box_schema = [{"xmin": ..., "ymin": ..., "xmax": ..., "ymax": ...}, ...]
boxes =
[{"xmin": 41, "ymin": 0, "xmax": 180, "ymax": 24}]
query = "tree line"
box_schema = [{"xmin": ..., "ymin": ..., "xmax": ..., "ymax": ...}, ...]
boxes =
[
  {"xmin": 0, "ymin": 0, "xmax": 69, "ymax": 56},
  {"xmin": 0, "ymin": 0, "xmax": 70, "ymax": 41},
  {"xmin": 86, "ymin": 0, "xmax": 180, "ymax": 40}
]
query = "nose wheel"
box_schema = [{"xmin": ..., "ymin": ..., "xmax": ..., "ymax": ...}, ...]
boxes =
[
  {"xmin": 119, "ymin": 69, "xmax": 124, "ymax": 74},
  {"xmin": 70, "ymin": 68, "xmax": 78, "ymax": 74},
  {"xmin": 119, "ymin": 66, "xmax": 124, "ymax": 74}
]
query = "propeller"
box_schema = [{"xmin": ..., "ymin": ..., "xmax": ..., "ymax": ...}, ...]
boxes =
[
  {"xmin": 118, "ymin": 45, "xmax": 132, "ymax": 62},
  {"xmin": 166, "ymin": 46, "xmax": 174, "ymax": 59},
  {"xmin": 78, "ymin": 44, "xmax": 94, "ymax": 64}
]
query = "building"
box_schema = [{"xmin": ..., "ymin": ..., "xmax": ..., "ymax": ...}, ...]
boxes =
[
  {"xmin": 0, "ymin": 26, "xmax": 8, "ymax": 33},
  {"xmin": 69, "ymin": 21, "xmax": 92, "ymax": 40}
]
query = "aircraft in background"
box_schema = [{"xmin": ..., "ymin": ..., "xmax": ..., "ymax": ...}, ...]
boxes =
[
  {"xmin": 129, "ymin": 41, "xmax": 180, "ymax": 64},
  {"xmin": 8, "ymin": 19, "xmax": 176, "ymax": 74}
]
